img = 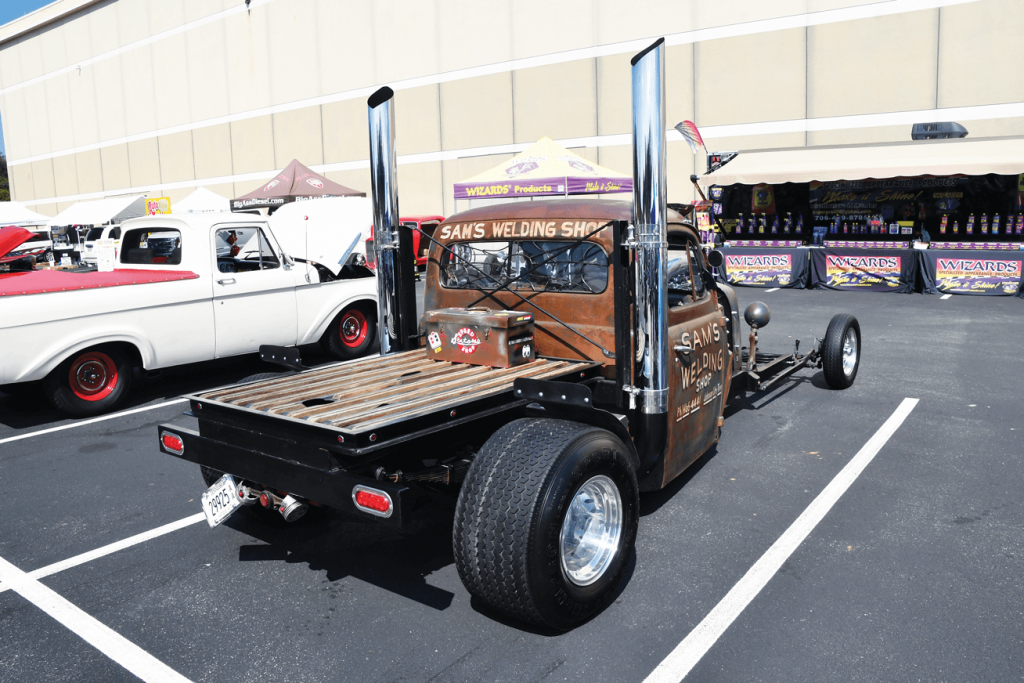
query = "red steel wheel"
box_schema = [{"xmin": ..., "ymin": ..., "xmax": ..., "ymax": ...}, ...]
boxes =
[
  {"xmin": 68, "ymin": 351, "xmax": 119, "ymax": 401},
  {"xmin": 339, "ymin": 309, "xmax": 369, "ymax": 349}
]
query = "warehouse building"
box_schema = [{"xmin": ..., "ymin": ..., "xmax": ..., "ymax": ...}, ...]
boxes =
[{"xmin": 1, "ymin": 0, "xmax": 1022, "ymax": 217}]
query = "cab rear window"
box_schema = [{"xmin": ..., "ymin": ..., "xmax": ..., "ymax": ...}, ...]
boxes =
[
  {"xmin": 440, "ymin": 240, "xmax": 608, "ymax": 294},
  {"xmin": 120, "ymin": 228, "xmax": 182, "ymax": 265}
]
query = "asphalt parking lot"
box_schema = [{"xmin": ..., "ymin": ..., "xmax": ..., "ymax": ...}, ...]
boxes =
[{"xmin": 2, "ymin": 286, "xmax": 1022, "ymax": 683}]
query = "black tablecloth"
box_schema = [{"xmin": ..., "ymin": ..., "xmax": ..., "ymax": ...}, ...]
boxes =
[
  {"xmin": 918, "ymin": 249, "xmax": 1024, "ymax": 297},
  {"xmin": 718, "ymin": 247, "xmax": 808, "ymax": 289},
  {"xmin": 809, "ymin": 247, "xmax": 915, "ymax": 293}
]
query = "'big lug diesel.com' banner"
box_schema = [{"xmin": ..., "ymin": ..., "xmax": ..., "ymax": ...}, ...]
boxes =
[
  {"xmin": 719, "ymin": 247, "xmax": 808, "ymax": 288},
  {"xmin": 918, "ymin": 249, "xmax": 1024, "ymax": 297},
  {"xmin": 810, "ymin": 248, "xmax": 916, "ymax": 293}
]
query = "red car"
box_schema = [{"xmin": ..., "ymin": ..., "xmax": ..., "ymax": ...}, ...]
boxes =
[{"xmin": 366, "ymin": 215, "xmax": 444, "ymax": 269}]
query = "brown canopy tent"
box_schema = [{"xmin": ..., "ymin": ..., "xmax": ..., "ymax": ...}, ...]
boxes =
[{"xmin": 231, "ymin": 159, "xmax": 365, "ymax": 212}]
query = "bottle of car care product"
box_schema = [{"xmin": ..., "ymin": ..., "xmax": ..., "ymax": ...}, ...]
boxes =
[
  {"xmin": 758, "ymin": 215, "xmax": 766, "ymax": 234},
  {"xmin": 980, "ymin": 214, "xmax": 989, "ymax": 234},
  {"xmin": 992, "ymin": 214, "xmax": 1001, "ymax": 235},
  {"xmin": 1016, "ymin": 215, "xmax": 1023, "ymax": 235},
  {"xmin": 940, "ymin": 215, "xmax": 948, "ymax": 234},
  {"xmin": 784, "ymin": 213, "xmax": 792, "ymax": 234},
  {"xmin": 735, "ymin": 214, "xmax": 745, "ymax": 235},
  {"xmin": 771, "ymin": 215, "xmax": 779, "ymax": 234},
  {"xmin": 966, "ymin": 214, "xmax": 975, "ymax": 234},
  {"xmin": 952, "ymin": 220, "xmax": 960, "ymax": 234},
  {"xmin": 797, "ymin": 214, "xmax": 804, "ymax": 234}
]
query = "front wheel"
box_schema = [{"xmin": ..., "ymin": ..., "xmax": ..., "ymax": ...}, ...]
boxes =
[
  {"xmin": 321, "ymin": 304, "xmax": 376, "ymax": 361},
  {"xmin": 821, "ymin": 313, "xmax": 861, "ymax": 389},
  {"xmin": 453, "ymin": 418, "xmax": 639, "ymax": 630},
  {"xmin": 43, "ymin": 346, "xmax": 134, "ymax": 416}
]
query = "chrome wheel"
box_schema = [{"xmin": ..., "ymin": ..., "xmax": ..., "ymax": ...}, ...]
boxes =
[
  {"xmin": 842, "ymin": 327, "xmax": 858, "ymax": 376},
  {"xmin": 559, "ymin": 475, "xmax": 623, "ymax": 586}
]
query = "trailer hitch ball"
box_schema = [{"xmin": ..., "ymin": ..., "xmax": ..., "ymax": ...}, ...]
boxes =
[{"xmin": 744, "ymin": 302, "xmax": 771, "ymax": 329}]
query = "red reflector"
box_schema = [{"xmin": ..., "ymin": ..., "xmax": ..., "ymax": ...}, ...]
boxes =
[
  {"xmin": 161, "ymin": 432, "xmax": 184, "ymax": 454},
  {"xmin": 259, "ymin": 492, "xmax": 271, "ymax": 507},
  {"xmin": 354, "ymin": 488, "xmax": 391, "ymax": 516}
]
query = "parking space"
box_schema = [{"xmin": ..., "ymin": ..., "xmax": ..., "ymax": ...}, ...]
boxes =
[{"xmin": 1, "ymin": 288, "xmax": 1022, "ymax": 682}]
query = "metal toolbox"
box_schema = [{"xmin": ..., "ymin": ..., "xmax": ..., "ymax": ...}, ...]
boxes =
[{"xmin": 421, "ymin": 308, "xmax": 535, "ymax": 368}]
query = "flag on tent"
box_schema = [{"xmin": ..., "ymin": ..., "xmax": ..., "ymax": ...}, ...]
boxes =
[{"xmin": 674, "ymin": 121, "xmax": 705, "ymax": 154}]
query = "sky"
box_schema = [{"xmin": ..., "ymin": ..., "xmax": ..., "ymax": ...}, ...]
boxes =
[{"xmin": 0, "ymin": 1, "xmax": 54, "ymax": 156}]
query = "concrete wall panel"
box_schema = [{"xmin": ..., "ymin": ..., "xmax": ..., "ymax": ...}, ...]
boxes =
[
  {"xmin": 509, "ymin": 0, "xmax": 595, "ymax": 59},
  {"xmin": 87, "ymin": 2, "xmax": 122, "ymax": 57},
  {"xmin": 272, "ymin": 107, "xmax": 324, "ymax": 168},
  {"xmin": 117, "ymin": 0, "xmax": 152, "ymax": 47},
  {"xmin": 43, "ymin": 76, "xmax": 74, "ymax": 153},
  {"xmin": 21, "ymin": 82, "xmax": 52, "ymax": 158},
  {"xmin": 31, "ymin": 160, "xmax": 56, "ymax": 201},
  {"xmin": 440, "ymin": 73, "xmax": 514, "ymax": 150},
  {"xmin": 75, "ymin": 150, "xmax": 105, "ymax": 195},
  {"xmin": 808, "ymin": 10, "xmax": 939, "ymax": 118},
  {"xmin": 395, "ymin": 85, "xmax": 442, "ymax": 155},
  {"xmin": 316, "ymin": 0, "xmax": 375, "ymax": 96},
  {"xmin": 1, "ymin": 89, "xmax": 30, "ymax": 161},
  {"xmin": 150, "ymin": 33, "xmax": 191, "ymax": 130},
  {"xmin": 62, "ymin": 11, "xmax": 96, "ymax": 68},
  {"xmin": 38, "ymin": 21, "xmax": 69, "ymax": 75},
  {"xmin": 100, "ymin": 144, "xmax": 132, "ymax": 191},
  {"xmin": 148, "ymin": 0, "xmax": 186, "ymax": 36},
  {"xmin": 230, "ymin": 116, "xmax": 275, "ymax": 174},
  {"xmin": 396, "ymin": 160, "xmax": 443, "ymax": 216},
  {"xmin": 185, "ymin": 20, "xmax": 230, "ymax": 123},
  {"xmin": 321, "ymin": 100, "xmax": 368, "ymax": 164},
  {"xmin": 437, "ymin": 0, "xmax": 511, "ymax": 73},
  {"xmin": 513, "ymin": 60, "xmax": 597, "ymax": 144},
  {"xmin": 324, "ymin": 169, "xmax": 372, "ymax": 198},
  {"xmin": 128, "ymin": 137, "xmax": 162, "ymax": 187},
  {"xmin": 937, "ymin": 0, "xmax": 1024, "ymax": 108},
  {"xmin": 192, "ymin": 123, "xmax": 234, "ymax": 180},
  {"xmin": 33, "ymin": 204, "xmax": 58, "ymax": 218},
  {"xmin": 223, "ymin": 9, "xmax": 271, "ymax": 115},
  {"xmin": 92, "ymin": 57, "xmax": 128, "ymax": 143},
  {"xmin": 12, "ymin": 164, "xmax": 35, "ymax": 202},
  {"xmin": 372, "ymin": 0, "xmax": 439, "ymax": 84},
  {"xmin": 696, "ymin": 27, "xmax": 805, "ymax": 126},
  {"xmin": 266, "ymin": 0, "xmax": 322, "ymax": 107},
  {"xmin": 52, "ymin": 154, "xmax": 80, "ymax": 199},
  {"xmin": 158, "ymin": 131, "xmax": 196, "ymax": 183},
  {"xmin": 67, "ymin": 68, "xmax": 101, "ymax": 149},
  {"xmin": 595, "ymin": 0, "xmax": 693, "ymax": 46},
  {"xmin": 122, "ymin": 46, "xmax": 158, "ymax": 136}
]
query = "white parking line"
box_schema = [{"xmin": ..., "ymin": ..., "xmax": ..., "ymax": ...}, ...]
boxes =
[
  {"xmin": 0, "ymin": 554, "xmax": 193, "ymax": 682},
  {"xmin": 940, "ymin": 294, "xmax": 952, "ymax": 300},
  {"xmin": 764, "ymin": 288, "xmax": 780, "ymax": 293},
  {"xmin": 0, "ymin": 398, "xmax": 189, "ymax": 445},
  {"xmin": 0, "ymin": 513, "xmax": 205, "ymax": 595},
  {"xmin": 644, "ymin": 397, "xmax": 919, "ymax": 683}
]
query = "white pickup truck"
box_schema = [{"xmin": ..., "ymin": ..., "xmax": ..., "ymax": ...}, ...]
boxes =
[{"xmin": 0, "ymin": 213, "xmax": 378, "ymax": 416}]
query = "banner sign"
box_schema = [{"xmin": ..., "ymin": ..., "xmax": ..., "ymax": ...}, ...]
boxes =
[
  {"xmin": 810, "ymin": 248, "xmax": 915, "ymax": 292},
  {"xmin": 918, "ymin": 249, "xmax": 1024, "ymax": 296},
  {"xmin": 809, "ymin": 176, "xmax": 970, "ymax": 222},
  {"xmin": 146, "ymin": 197, "xmax": 171, "ymax": 215},
  {"xmin": 720, "ymin": 247, "xmax": 808, "ymax": 289}
]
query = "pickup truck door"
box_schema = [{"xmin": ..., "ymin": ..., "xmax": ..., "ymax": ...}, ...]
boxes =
[
  {"xmin": 212, "ymin": 224, "xmax": 299, "ymax": 358},
  {"xmin": 663, "ymin": 240, "xmax": 730, "ymax": 486}
]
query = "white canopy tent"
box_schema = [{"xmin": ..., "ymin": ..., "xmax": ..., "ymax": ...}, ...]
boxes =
[
  {"xmin": 0, "ymin": 201, "xmax": 49, "ymax": 227},
  {"xmin": 48, "ymin": 195, "xmax": 147, "ymax": 227},
  {"xmin": 703, "ymin": 137, "xmax": 1024, "ymax": 186},
  {"xmin": 174, "ymin": 187, "xmax": 230, "ymax": 213}
]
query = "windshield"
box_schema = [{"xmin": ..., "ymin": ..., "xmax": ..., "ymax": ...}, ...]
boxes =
[
  {"xmin": 86, "ymin": 228, "xmax": 105, "ymax": 241},
  {"xmin": 440, "ymin": 240, "xmax": 608, "ymax": 294}
]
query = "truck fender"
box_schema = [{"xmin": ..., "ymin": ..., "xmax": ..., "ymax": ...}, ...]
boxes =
[
  {"xmin": 22, "ymin": 333, "xmax": 152, "ymax": 383},
  {"xmin": 302, "ymin": 293, "xmax": 379, "ymax": 345}
]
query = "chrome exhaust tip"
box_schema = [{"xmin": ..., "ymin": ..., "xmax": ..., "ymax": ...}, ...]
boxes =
[{"xmin": 279, "ymin": 494, "xmax": 308, "ymax": 523}]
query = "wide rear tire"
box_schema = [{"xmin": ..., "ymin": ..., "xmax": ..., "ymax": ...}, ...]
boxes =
[
  {"xmin": 453, "ymin": 418, "xmax": 638, "ymax": 630},
  {"xmin": 43, "ymin": 346, "xmax": 134, "ymax": 416},
  {"xmin": 822, "ymin": 313, "xmax": 861, "ymax": 389}
]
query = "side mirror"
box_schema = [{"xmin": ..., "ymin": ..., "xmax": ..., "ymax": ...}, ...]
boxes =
[{"xmin": 706, "ymin": 249, "xmax": 725, "ymax": 268}]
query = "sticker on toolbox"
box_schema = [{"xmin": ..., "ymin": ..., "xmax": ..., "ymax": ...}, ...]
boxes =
[
  {"xmin": 453, "ymin": 327, "xmax": 481, "ymax": 354},
  {"xmin": 428, "ymin": 331, "xmax": 443, "ymax": 353}
]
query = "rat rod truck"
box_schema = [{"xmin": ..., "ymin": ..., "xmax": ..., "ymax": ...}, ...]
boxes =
[{"xmin": 157, "ymin": 40, "xmax": 861, "ymax": 630}]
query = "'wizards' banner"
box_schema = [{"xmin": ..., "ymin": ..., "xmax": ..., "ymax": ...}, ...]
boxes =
[
  {"xmin": 719, "ymin": 248, "xmax": 808, "ymax": 288},
  {"xmin": 810, "ymin": 248, "xmax": 915, "ymax": 293},
  {"xmin": 918, "ymin": 249, "xmax": 1024, "ymax": 297}
]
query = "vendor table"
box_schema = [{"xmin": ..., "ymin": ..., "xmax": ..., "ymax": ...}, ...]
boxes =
[
  {"xmin": 719, "ymin": 246, "xmax": 809, "ymax": 288},
  {"xmin": 809, "ymin": 247, "xmax": 916, "ymax": 293},
  {"xmin": 918, "ymin": 248, "xmax": 1024, "ymax": 297}
]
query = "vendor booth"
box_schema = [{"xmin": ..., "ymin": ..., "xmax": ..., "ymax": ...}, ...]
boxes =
[
  {"xmin": 47, "ymin": 195, "xmax": 147, "ymax": 262},
  {"xmin": 175, "ymin": 187, "xmax": 230, "ymax": 213},
  {"xmin": 704, "ymin": 137, "xmax": 1024, "ymax": 295},
  {"xmin": 454, "ymin": 137, "xmax": 631, "ymax": 208},
  {"xmin": 231, "ymin": 159, "xmax": 364, "ymax": 213}
]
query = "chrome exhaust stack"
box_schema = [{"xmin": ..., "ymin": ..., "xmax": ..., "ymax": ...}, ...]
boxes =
[
  {"xmin": 630, "ymin": 38, "xmax": 669, "ymax": 417},
  {"xmin": 367, "ymin": 86, "xmax": 418, "ymax": 354}
]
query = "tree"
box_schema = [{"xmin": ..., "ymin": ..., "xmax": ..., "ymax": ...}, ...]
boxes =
[{"xmin": 0, "ymin": 151, "xmax": 8, "ymax": 201}]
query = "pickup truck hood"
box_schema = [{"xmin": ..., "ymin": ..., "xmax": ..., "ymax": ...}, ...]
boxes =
[{"xmin": 0, "ymin": 226, "xmax": 35, "ymax": 261}]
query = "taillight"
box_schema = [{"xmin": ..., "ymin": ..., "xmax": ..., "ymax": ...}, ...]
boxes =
[
  {"xmin": 160, "ymin": 431, "xmax": 184, "ymax": 455},
  {"xmin": 352, "ymin": 485, "xmax": 393, "ymax": 518}
]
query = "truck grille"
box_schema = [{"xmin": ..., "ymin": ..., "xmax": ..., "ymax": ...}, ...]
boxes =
[{"xmin": 195, "ymin": 350, "xmax": 592, "ymax": 433}]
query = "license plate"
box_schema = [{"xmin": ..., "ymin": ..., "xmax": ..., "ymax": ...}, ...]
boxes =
[{"xmin": 201, "ymin": 474, "xmax": 242, "ymax": 528}]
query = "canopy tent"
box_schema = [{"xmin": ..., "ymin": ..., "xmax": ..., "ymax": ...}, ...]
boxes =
[
  {"xmin": 703, "ymin": 137, "xmax": 1024, "ymax": 186},
  {"xmin": 231, "ymin": 159, "xmax": 364, "ymax": 212},
  {"xmin": 48, "ymin": 195, "xmax": 147, "ymax": 227},
  {"xmin": 174, "ymin": 187, "xmax": 230, "ymax": 213},
  {"xmin": 454, "ymin": 137, "xmax": 632, "ymax": 200},
  {"xmin": 0, "ymin": 201, "xmax": 49, "ymax": 227}
]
